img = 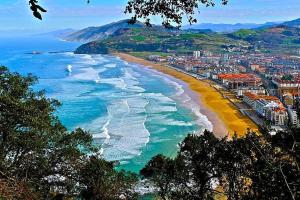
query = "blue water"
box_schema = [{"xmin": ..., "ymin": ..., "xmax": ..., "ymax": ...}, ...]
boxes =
[{"xmin": 0, "ymin": 36, "xmax": 209, "ymax": 172}]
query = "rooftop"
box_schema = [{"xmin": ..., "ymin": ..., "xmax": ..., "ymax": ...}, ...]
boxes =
[{"xmin": 218, "ymin": 73, "xmax": 260, "ymax": 80}]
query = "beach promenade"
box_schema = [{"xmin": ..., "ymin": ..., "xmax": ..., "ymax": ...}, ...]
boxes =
[{"xmin": 116, "ymin": 53, "xmax": 259, "ymax": 138}]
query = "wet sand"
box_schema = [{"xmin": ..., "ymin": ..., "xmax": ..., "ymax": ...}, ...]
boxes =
[{"xmin": 116, "ymin": 53, "xmax": 258, "ymax": 138}]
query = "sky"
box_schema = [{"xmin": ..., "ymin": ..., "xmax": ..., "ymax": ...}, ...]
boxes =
[{"xmin": 0, "ymin": 0, "xmax": 300, "ymax": 32}]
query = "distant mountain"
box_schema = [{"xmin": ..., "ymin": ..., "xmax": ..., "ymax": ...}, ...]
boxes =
[
  {"xmin": 282, "ymin": 18, "xmax": 300, "ymax": 28},
  {"xmin": 65, "ymin": 19, "xmax": 145, "ymax": 42},
  {"xmin": 253, "ymin": 22, "xmax": 283, "ymax": 30},
  {"xmin": 37, "ymin": 29, "xmax": 77, "ymax": 38},
  {"xmin": 74, "ymin": 25, "xmax": 248, "ymax": 54},
  {"xmin": 183, "ymin": 29, "xmax": 214, "ymax": 34},
  {"xmin": 227, "ymin": 25, "xmax": 300, "ymax": 53},
  {"xmin": 183, "ymin": 22, "xmax": 280, "ymax": 33},
  {"xmin": 73, "ymin": 18, "xmax": 300, "ymax": 55}
]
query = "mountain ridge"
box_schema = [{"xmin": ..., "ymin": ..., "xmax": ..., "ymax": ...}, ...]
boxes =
[
  {"xmin": 73, "ymin": 18, "xmax": 300, "ymax": 55},
  {"xmin": 182, "ymin": 22, "xmax": 281, "ymax": 33},
  {"xmin": 65, "ymin": 19, "xmax": 145, "ymax": 42}
]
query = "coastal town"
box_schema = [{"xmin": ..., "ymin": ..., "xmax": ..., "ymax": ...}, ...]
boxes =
[{"xmin": 148, "ymin": 50, "xmax": 300, "ymax": 133}]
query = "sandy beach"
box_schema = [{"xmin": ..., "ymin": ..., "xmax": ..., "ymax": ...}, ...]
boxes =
[{"xmin": 116, "ymin": 53, "xmax": 258, "ymax": 138}]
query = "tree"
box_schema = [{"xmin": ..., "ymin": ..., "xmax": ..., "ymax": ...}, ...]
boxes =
[
  {"xmin": 0, "ymin": 66, "xmax": 138, "ymax": 199},
  {"xmin": 142, "ymin": 130, "xmax": 300, "ymax": 200},
  {"xmin": 28, "ymin": 0, "xmax": 228, "ymax": 27},
  {"xmin": 29, "ymin": 0, "xmax": 47, "ymax": 20},
  {"xmin": 79, "ymin": 156, "xmax": 138, "ymax": 200},
  {"xmin": 140, "ymin": 131, "xmax": 224, "ymax": 200},
  {"xmin": 0, "ymin": 66, "xmax": 95, "ymax": 198},
  {"xmin": 171, "ymin": 131, "xmax": 221, "ymax": 200},
  {"xmin": 125, "ymin": 0, "xmax": 228, "ymax": 27},
  {"xmin": 214, "ymin": 134, "xmax": 252, "ymax": 200},
  {"xmin": 140, "ymin": 154, "xmax": 175, "ymax": 200}
]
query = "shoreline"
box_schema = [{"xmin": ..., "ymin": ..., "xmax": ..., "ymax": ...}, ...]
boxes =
[{"xmin": 115, "ymin": 53, "xmax": 258, "ymax": 138}]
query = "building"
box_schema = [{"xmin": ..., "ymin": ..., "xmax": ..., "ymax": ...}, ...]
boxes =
[
  {"xmin": 148, "ymin": 55, "xmax": 167, "ymax": 62},
  {"xmin": 223, "ymin": 54, "xmax": 229, "ymax": 62},
  {"xmin": 237, "ymin": 65, "xmax": 247, "ymax": 73},
  {"xmin": 237, "ymin": 87, "xmax": 266, "ymax": 97},
  {"xmin": 243, "ymin": 92, "xmax": 260, "ymax": 107},
  {"xmin": 250, "ymin": 64, "xmax": 260, "ymax": 71},
  {"xmin": 283, "ymin": 93, "xmax": 294, "ymax": 106},
  {"xmin": 193, "ymin": 51, "xmax": 201, "ymax": 59},
  {"xmin": 202, "ymin": 50, "xmax": 212, "ymax": 57},
  {"xmin": 254, "ymin": 99, "xmax": 269, "ymax": 117},
  {"xmin": 243, "ymin": 92, "xmax": 288, "ymax": 126},
  {"xmin": 218, "ymin": 73, "xmax": 262, "ymax": 90},
  {"xmin": 265, "ymin": 107, "xmax": 288, "ymax": 126},
  {"xmin": 287, "ymin": 107, "xmax": 300, "ymax": 127},
  {"xmin": 272, "ymin": 77, "xmax": 300, "ymax": 96},
  {"xmin": 243, "ymin": 92, "xmax": 280, "ymax": 108}
]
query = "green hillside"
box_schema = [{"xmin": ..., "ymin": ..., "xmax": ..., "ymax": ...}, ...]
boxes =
[
  {"xmin": 75, "ymin": 27, "xmax": 248, "ymax": 55},
  {"xmin": 228, "ymin": 25, "xmax": 300, "ymax": 53},
  {"xmin": 74, "ymin": 18, "xmax": 300, "ymax": 55}
]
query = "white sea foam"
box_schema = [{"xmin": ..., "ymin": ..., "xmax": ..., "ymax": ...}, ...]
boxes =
[
  {"xmin": 102, "ymin": 118, "xmax": 111, "ymax": 141},
  {"xmin": 152, "ymin": 127, "xmax": 168, "ymax": 134},
  {"xmin": 66, "ymin": 64, "xmax": 72, "ymax": 74},
  {"xmin": 122, "ymin": 68, "xmax": 145, "ymax": 93},
  {"xmin": 75, "ymin": 54, "xmax": 105, "ymax": 65},
  {"xmin": 99, "ymin": 77, "xmax": 127, "ymax": 89},
  {"xmin": 63, "ymin": 52, "xmax": 75, "ymax": 56},
  {"xmin": 152, "ymin": 115, "xmax": 193, "ymax": 126},
  {"xmin": 144, "ymin": 93, "xmax": 178, "ymax": 113},
  {"xmin": 78, "ymin": 92, "xmax": 151, "ymax": 162},
  {"xmin": 189, "ymin": 102, "xmax": 213, "ymax": 132},
  {"xmin": 72, "ymin": 67, "xmax": 100, "ymax": 81},
  {"xmin": 101, "ymin": 97, "xmax": 150, "ymax": 161},
  {"xmin": 144, "ymin": 66, "xmax": 213, "ymax": 132},
  {"xmin": 173, "ymin": 87, "xmax": 213, "ymax": 132},
  {"xmin": 95, "ymin": 67, "xmax": 145, "ymax": 93},
  {"xmin": 104, "ymin": 63, "xmax": 117, "ymax": 68}
]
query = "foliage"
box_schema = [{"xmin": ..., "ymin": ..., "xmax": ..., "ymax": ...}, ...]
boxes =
[
  {"xmin": 141, "ymin": 155, "xmax": 175, "ymax": 200},
  {"xmin": 230, "ymin": 29, "xmax": 258, "ymax": 39},
  {"xmin": 29, "ymin": 0, "xmax": 47, "ymax": 20},
  {"xmin": 141, "ymin": 130, "xmax": 300, "ymax": 200},
  {"xmin": 125, "ymin": 0, "xmax": 228, "ymax": 27},
  {"xmin": 132, "ymin": 35, "xmax": 146, "ymax": 41},
  {"xmin": 27, "ymin": 0, "xmax": 229, "ymax": 27},
  {"xmin": 79, "ymin": 156, "xmax": 138, "ymax": 200},
  {"xmin": 0, "ymin": 66, "xmax": 138, "ymax": 199}
]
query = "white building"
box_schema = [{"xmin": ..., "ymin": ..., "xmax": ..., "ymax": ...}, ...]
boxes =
[
  {"xmin": 193, "ymin": 51, "xmax": 201, "ymax": 59},
  {"xmin": 237, "ymin": 87, "xmax": 266, "ymax": 97},
  {"xmin": 265, "ymin": 107, "xmax": 288, "ymax": 126},
  {"xmin": 287, "ymin": 107, "xmax": 300, "ymax": 127}
]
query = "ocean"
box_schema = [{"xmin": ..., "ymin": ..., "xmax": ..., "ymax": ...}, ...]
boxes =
[{"xmin": 0, "ymin": 36, "xmax": 211, "ymax": 172}]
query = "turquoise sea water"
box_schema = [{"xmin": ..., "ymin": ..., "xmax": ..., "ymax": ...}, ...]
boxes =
[{"xmin": 0, "ymin": 36, "xmax": 210, "ymax": 172}]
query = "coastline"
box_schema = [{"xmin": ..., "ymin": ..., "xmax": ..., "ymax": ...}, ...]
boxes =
[{"xmin": 115, "ymin": 53, "xmax": 258, "ymax": 138}]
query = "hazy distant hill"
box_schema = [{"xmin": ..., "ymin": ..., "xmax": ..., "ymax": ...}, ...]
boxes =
[
  {"xmin": 183, "ymin": 29, "xmax": 214, "ymax": 34},
  {"xmin": 37, "ymin": 29, "xmax": 77, "ymax": 38},
  {"xmin": 282, "ymin": 18, "xmax": 300, "ymax": 28},
  {"xmin": 183, "ymin": 22, "xmax": 280, "ymax": 33},
  {"xmin": 65, "ymin": 19, "xmax": 145, "ymax": 42}
]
